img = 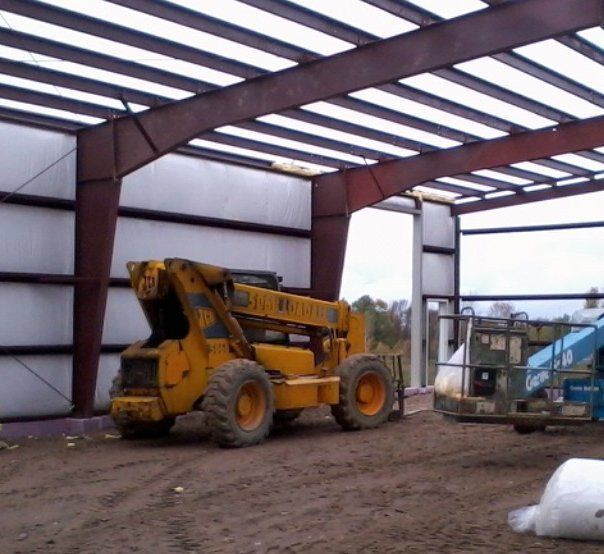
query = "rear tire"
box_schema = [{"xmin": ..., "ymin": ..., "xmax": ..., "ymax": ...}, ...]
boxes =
[
  {"xmin": 332, "ymin": 354, "xmax": 394, "ymax": 431},
  {"xmin": 203, "ymin": 360, "xmax": 274, "ymax": 448}
]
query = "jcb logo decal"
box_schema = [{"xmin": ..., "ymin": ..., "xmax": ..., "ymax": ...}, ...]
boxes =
[{"xmin": 197, "ymin": 307, "xmax": 216, "ymax": 329}]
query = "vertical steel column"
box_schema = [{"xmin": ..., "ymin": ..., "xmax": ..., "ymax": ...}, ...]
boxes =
[
  {"xmin": 72, "ymin": 177, "xmax": 121, "ymax": 417},
  {"xmin": 310, "ymin": 177, "xmax": 350, "ymax": 301},
  {"xmin": 453, "ymin": 216, "xmax": 461, "ymax": 315},
  {"xmin": 453, "ymin": 216, "xmax": 461, "ymax": 346},
  {"xmin": 310, "ymin": 215, "xmax": 350, "ymax": 301},
  {"xmin": 410, "ymin": 199, "xmax": 424, "ymax": 388}
]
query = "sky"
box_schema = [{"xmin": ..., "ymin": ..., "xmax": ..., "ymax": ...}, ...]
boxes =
[
  {"xmin": 340, "ymin": 190, "xmax": 604, "ymax": 320},
  {"xmin": 0, "ymin": 0, "xmax": 603, "ymax": 320}
]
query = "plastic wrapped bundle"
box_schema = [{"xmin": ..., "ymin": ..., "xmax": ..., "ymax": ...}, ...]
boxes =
[
  {"xmin": 509, "ymin": 458, "xmax": 604, "ymax": 541},
  {"xmin": 434, "ymin": 344, "xmax": 470, "ymax": 399}
]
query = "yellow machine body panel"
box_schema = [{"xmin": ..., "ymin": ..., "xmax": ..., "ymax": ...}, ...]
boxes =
[
  {"xmin": 272, "ymin": 377, "xmax": 340, "ymax": 410},
  {"xmin": 111, "ymin": 396, "xmax": 165, "ymax": 422},
  {"xmin": 254, "ymin": 344, "xmax": 316, "ymax": 376},
  {"xmin": 111, "ymin": 258, "xmax": 368, "ymax": 427},
  {"xmin": 232, "ymin": 283, "xmax": 349, "ymax": 331}
]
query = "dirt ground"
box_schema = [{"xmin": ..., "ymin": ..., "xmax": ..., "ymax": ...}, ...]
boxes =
[{"xmin": 1, "ymin": 395, "xmax": 604, "ymax": 554}]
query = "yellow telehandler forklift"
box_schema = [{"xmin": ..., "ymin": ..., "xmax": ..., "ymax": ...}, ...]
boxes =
[{"xmin": 110, "ymin": 259, "xmax": 394, "ymax": 447}]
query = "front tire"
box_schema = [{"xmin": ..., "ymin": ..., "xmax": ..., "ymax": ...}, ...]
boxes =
[
  {"xmin": 332, "ymin": 354, "xmax": 394, "ymax": 430},
  {"xmin": 203, "ymin": 360, "xmax": 274, "ymax": 448}
]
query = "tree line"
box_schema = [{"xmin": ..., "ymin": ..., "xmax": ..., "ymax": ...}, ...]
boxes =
[{"xmin": 351, "ymin": 286, "xmax": 604, "ymax": 354}]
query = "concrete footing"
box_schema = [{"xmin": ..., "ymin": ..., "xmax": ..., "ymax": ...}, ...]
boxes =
[
  {"xmin": 404, "ymin": 385, "xmax": 434, "ymax": 397},
  {"xmin": 0, "ymin": 415, "xmax": 114, "ymax": 439}
]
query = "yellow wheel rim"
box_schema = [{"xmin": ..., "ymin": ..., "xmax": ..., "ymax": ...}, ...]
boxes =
[
  {"xmin": 236, "ymin": 381, "xmax": 266, "ymax": 431},
  {"xmin": 355, "ymin": 372, "xmax": 386, "ymax": 416}
]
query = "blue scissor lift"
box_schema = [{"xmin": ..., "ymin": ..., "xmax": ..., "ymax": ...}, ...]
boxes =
[{"xmin": 434, "ymin": 311, "xmax": 604, "ymax": 432}]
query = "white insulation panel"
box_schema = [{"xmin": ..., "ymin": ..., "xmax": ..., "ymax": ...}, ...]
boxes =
[
  {"xmin": 422, "ymin": 252, "xmax": 455, "ymax": 297},
  {"xmin": 0, "ymin": 283, "xmax": 73, "ymax": 345},
  {"xmin": 103, "ymin": 288, "xmax": 150, "ymax": 345},
  {"xmin": 0, "ymin": 355, "xmax": 72, "ymax": 419},
  {"xmin": 96, "ymin": 354, "xmax": 120, "ymax": 411},
  {"xmin": 0, "ymin": 121, "xmax": 75, "ymax": 199},
  {"xmin": 121, "ymin": 153, "xmax": 311, "ymax": 230},
  {"xmin": 0, "ymin": 205, "xmax": 74, "ymax": 274},
  {"xmin": 423, "ymin": 202, "xmax": 454, "ymax": 249},
  {"xmin": 111, "ymin": 218, "xmax": 311, "ymax": 288}
]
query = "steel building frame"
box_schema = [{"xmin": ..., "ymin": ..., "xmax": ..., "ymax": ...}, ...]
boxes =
[
  {"xmin": 454, "ymin": 220, "xmax": 604, "ymax": 317},
  {"xmin": 0, "ymin": 0, "xmax": 602, "ymax": 415}
]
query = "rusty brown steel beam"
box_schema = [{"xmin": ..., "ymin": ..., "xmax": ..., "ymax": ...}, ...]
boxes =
[
  {"xmin": 3, "ymin": 15, "xmax": 592, "ymax": 181},
  {"xmin": 0, "ymin": 4, "xmax": 504, "ymax": 153},
  {"xmin": 0, "ymin": 26, "xmax": 483, "ymax": 159},
  {"xmin": 452, "ymin": 177, "xmax": 604, "ymax": 215},
  {"xmin": 11, "ymin": 0, "xmax": 595, "ymax": 176},
  {"xmin": 72, "ymin": 177, "xmax": 121, "ymax": 417},
  {"xmin": 0, "ymin": 60, "xmax": 409, "ymax": 163},
  {"xmin": 0, "ymin": 77, "xmax": 491, "ymax": 172},
  {"xmin": 111, "ymin": 0, "xmax": 523, "ymax": 134},
  {"xmin": 11, "ymin": 0, "xmax": 488, "ymax": 148},
  {"xmin": 314, "ymin": 116, "xmax": 604, "ymax": 216},
  {"xmin": 244, "ymin": 0, "xmax": 600, "ymax": 121},
  {"xmin": 390, "ymin": 0, "xmax": 604, "ymax": 108},
  {"xmin": 76, "ymin": 0, "xmax": 601, "ymax": 182},
  {"xmin": 311, "ymin": 214, "xmax": 350, "ymax": 301}
]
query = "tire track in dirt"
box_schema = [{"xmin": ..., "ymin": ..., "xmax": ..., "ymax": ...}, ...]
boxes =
[{"xmin": 3, "ymin": 403, "xmax": 604, "ymax": 553}]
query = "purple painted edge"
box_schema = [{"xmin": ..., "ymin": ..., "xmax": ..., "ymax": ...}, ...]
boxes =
[{"xmin": 0, "ymin": 415, "xmax": 115, "ymax": 439}]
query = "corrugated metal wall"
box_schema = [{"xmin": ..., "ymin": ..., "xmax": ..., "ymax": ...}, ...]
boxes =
[{"xmin": 0, "ymin": 120, "xmax": 311, "ymax": 419}]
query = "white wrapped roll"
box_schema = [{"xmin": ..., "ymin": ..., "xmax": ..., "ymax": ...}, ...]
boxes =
[
  {"xmin": 509, "ymin": 458, "xmax": 604, "ymax": 541},
  {"xmin": 434, "ymin": 344, "xmax": 469, "ymax": 398}
]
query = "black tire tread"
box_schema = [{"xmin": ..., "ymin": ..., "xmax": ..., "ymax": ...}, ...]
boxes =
[
  {"xmin": 203, "ymin": 359, "xmax": 273, "ymax": 448},
  {"xmin": 331, "ymin": 354, "xmax": 394, "ymax": 431}
]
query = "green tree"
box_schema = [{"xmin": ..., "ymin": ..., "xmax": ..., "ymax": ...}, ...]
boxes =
[
  {"xmin": 351, "ymin": 295, "xmax": 399, "ymax": 350},
  {"xmin": 553, "ymin": 313, "xmax": 571, "ymax": 323},
  {"xmin": 389, "ymin": 299, "xmax": 410, "ymax": 343},
  {"xmin": 487, "ymin": 301, "xmax": 516, "ymax": 319},
  {"xmin": 584, "ymin": 287, "xmax": 599, "ymax": 309}
]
